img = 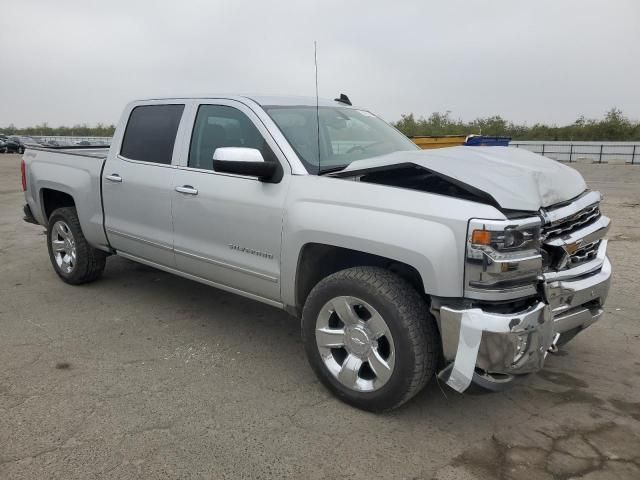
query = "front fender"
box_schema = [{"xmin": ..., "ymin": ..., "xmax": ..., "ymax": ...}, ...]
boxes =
[
  {"xmin": 282, "ymin": 201, "xmax": 461, "ymax": 306},
  {"xmin": 280, "ymin": 176, "xmax": 504, "ymax": 308}
]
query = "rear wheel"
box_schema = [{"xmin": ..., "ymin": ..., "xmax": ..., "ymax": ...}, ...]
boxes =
[
  {"xmin": 47, "ymin": 207, "xmax": 106, "ymax": 284},
  {"xmin": 301, "ymin": 267, "xmax": 438, "ymax": 411}
]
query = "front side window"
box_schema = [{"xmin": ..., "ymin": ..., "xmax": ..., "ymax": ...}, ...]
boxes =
[
  {"xmin": 189, "ymin": 105, "xmax": 275, "ymax": 170},
  {"xmin": 120, "ymin": 104, "xmax": 185, "ymax": 164},
  {"xmin": 264, "ymin": 106, "xmax": 418, "ymax": 174}
]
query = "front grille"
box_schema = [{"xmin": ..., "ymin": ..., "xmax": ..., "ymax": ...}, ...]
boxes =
[
  {"xmin": 541, "ymin": 200, "xmax": 602, "ymax": 270},
  {"xmin": 569, "ymin": 240, "xmax": 601, "ymax": 265},
  {"xmin": 543, "ymin": 203, "xmax": 600, "ymax": 238}
]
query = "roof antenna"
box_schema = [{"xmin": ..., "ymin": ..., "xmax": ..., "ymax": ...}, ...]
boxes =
[
  {"xmin": 334, "ymin": 93, "xmax": 352, "ymax": 106},
  {"xmin": 314, "ymin": 41, "xmax": 321, "ymax": 174}
]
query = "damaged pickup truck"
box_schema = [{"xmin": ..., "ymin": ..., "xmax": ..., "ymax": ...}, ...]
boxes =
[{"xmin": 21, "ymin": 95, "xmax": 611, "ymax": 411}]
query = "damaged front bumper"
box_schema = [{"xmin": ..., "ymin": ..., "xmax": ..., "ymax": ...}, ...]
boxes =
[
  {"xmin": 438, "ymin": 241, "xmax": 612, "ymax": 393},
  {"xmin": 439, "ymin": 302, "xmax": 553, "ymax": 392}
]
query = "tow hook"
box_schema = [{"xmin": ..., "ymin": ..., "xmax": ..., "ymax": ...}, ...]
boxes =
[{"xmin": 547, "ymin": 333, "xmax": 561, "ymax": 355}]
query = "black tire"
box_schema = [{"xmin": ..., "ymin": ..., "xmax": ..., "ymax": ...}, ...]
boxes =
[
  {"xmin": 18, "ymin": 147, "xmax": 25, "ymax": 154},
  {"xmin": 47, "ymin": 207, "xmax": 106, "ymax": 284},
  {"xmin": 301, "ymin": 266, "xmax": 438, "ymax": 411}
]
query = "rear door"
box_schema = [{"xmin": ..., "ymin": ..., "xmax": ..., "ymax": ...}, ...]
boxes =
[{"xmin": 102, "ymin": 102, "xmax": 186, "ymax": 267}]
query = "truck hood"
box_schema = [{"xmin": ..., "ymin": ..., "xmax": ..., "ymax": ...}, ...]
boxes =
[{"xmin": 335, "ymin": 146, "xmax": 586, "ymax": 212}]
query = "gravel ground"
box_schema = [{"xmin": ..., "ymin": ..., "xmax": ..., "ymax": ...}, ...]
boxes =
[{"xmin": 1, "ymin": 154, "xmax": 639, "ymax": 479}]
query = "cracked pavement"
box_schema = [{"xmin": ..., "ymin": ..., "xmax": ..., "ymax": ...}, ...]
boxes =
[{"xmin": 1, "ymin": 155, "xmax": 639, "ymax": 479}]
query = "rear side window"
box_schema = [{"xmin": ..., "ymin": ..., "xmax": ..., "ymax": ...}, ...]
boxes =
[{"xmin": 120, "ymin": 104, "xmax": 185, "ymax": 164}]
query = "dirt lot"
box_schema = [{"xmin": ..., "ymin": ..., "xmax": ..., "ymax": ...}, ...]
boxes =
[{"xmin": 1, "ymin": 153, "xmax": 639, "ymax": 479}]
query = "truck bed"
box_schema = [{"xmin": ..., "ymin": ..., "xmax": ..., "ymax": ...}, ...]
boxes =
[
  {"xmin": 23, "ymin": 146, "xmax": 110, "ymax": 250},
  {"xmin": 27, "ymin": 145, "xmax": 109, "ymax": 159}
]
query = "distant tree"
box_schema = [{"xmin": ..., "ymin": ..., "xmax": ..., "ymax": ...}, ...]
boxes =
[
  {"xmin": 393, "ymin": 108, "xmax": 640, "ymax": 141},
  {"xmin": 2, "ymin": 110, "xmax": 638, "ymax": 142},
  {"xmin": 394, "ymin": 113, "xmax": 420, "ymax": 137},
  {"xmin": 0, "ymin": 123, "xmax": 116, "ymax": 137}
]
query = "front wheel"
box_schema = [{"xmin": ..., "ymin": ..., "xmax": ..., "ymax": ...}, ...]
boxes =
[
  {"xmin": 301, "ymin": 267, "xmax": 439, "ymax": 411},
  {"xmin": 47, "ymin": 207, "xmax": 106, "ymax": 284}
]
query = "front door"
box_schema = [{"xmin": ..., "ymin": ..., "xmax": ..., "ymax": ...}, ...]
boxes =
[
  {"xmin": 103, "ymin": 103, "xmax": 185, "ymax": 267},
  {"xmin": 171, "ymin": 101, "xmax": 289, "ymax": 303}
]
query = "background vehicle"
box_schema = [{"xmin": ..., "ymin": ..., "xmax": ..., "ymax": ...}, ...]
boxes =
[
  {"xmin": 20, "ymin": 95, "xmax": 611, "ymax": 411},
  {"xmin": 0, "ymin": 139, "xmax": 6, "ymax": 153},
  {"xmin": 5, "ymin": 136, "xmax": 26, "ymax": 154},
  {"xmin": 45, "ymin": 139, "xmax": 73, "ymax": 147},
  {"xmin": 411, "ymin": 134, "xmax": 511, "ymax": 149}
]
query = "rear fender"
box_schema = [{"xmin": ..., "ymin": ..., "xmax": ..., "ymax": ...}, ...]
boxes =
[{"xmin": 29, "ymin": 160, "xmax": 108, "ymax": 249}]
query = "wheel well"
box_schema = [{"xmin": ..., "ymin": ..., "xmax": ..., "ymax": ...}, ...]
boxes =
[
  {"xmin": 295, "ymin": 243, "xmax": 425, "ymax": 314},
  {"xmin": 41, "ymin": 189, "xmax": 75, "ymax": 220}
]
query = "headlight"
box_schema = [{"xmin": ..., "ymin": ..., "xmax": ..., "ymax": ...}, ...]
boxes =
[{"xmin": 465, "ymin": 217, "xmax": 542, "ymax": 300}]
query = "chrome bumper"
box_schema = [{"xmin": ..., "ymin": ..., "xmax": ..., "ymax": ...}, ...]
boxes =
[
  {"xmin": 543, "ymin": 240, "xmax": 611, "ymax": 331},
  {"xmin": 439, "ymin": 241, "xmax": 611, "ymax": 393}
]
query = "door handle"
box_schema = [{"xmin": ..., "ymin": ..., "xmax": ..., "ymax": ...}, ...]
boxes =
[
  {"xmin": 175, "ymin": 185, "xmax": 198, "ymax": 195},
  {"xmin": 105, "ymin": 174, "xmax": 122, "ymax": 183}
]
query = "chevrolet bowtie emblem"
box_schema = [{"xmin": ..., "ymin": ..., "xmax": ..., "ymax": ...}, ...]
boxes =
[{"xmin": 564, "ymin": 240, "xmax": 583, "ymax": 255}]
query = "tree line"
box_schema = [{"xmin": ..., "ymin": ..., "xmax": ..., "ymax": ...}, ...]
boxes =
[
  {"xmin": 393, "ymin": 108, "xmax": 640, "ymax": 141},
  {"xmin": 0, "ymin": 123, "xmax": 116, "ymax": 137},
  {"xmin": 2, "ymin": 108, "xmax": 639, "ymax": 141}
]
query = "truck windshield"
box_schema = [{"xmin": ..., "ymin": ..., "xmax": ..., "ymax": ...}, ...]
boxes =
[{"xmin": 264, "ymin": 106, "xmax": 418, "ymax": 174}]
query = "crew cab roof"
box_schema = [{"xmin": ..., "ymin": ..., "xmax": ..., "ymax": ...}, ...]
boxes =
[{"xmin": 133, "ymin": 95, "xmax": 355, "ymax": 108}]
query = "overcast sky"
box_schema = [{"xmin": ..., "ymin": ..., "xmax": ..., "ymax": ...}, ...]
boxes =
[{"xmin": 1, "ymin": 0, "xmax": 639, "ymax": 127}]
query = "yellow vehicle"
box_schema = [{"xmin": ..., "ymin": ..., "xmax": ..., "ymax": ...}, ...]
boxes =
[
  {"xmin": 411, "ymin": 135, "xmax": 467, "ymax": 149},
  {"xmin": 411, "ymin": 134, "xmax": 511, "ymax": 149}
]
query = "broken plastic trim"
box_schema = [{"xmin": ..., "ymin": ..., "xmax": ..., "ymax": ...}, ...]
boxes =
[{"xmin": 438, "ymin": 364, "xmax": 515, "ymax": 392}]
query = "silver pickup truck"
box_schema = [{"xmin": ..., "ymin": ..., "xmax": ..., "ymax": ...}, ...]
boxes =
[{"xmin": 21, "ymin": 95, "xmax": 611, "ymax": 411}]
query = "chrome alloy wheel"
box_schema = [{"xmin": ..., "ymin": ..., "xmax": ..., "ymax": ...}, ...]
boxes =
[
  {"xmin": 50, "ymin": 220, "xmax": 77, "ymax": 274},
  {"xmin": 315, "ymin": 296, "xmax": 395, "ymax": 392}
]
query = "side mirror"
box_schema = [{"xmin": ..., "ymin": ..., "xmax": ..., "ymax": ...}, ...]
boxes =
[{"xmin": 212, "ymin": 147, "xmax": 278, "ymax": 181}]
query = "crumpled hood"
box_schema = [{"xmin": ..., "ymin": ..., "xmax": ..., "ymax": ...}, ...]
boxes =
[{"xmin": 338, "ymin": 146, "xmax": 586, "ymax": 211}]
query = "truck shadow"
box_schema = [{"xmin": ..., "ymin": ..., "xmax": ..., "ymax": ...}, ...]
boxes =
[
  {"xmin": 94, "ymin": 258, "xmax": 640, "ymax": 459},
  {"xmin": 97, "ymin": 255, "xmax": 303, "ymax": 368},
  {"xmin": 97, "ymin": 256, "xmax": 632, "ymax": 414}
]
